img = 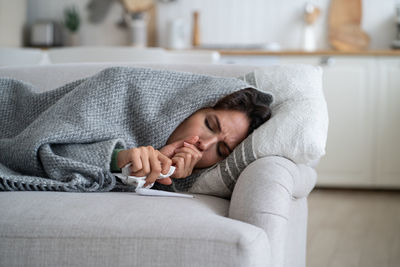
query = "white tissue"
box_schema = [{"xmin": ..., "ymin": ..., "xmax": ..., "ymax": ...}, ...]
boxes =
[{"xmin": 114, "ymin": 165, "xmax": 176, "ymax": 189}]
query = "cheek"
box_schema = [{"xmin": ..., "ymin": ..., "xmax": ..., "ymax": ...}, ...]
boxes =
[
  {"xmin": 171, "ymin": 123, "xmax": 200, "ymax": 143},
  {"xmin": 182, "ymin": 122, "xmax": 202, "ymax": 138},
  {"xmin": 197, "ymin": 151, "xmax": 219, "ymax": 168}
]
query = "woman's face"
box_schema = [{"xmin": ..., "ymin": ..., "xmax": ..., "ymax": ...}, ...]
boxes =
[{"xmin": 166, "ymin": 108, "xmax": 250, "ymax": 168}]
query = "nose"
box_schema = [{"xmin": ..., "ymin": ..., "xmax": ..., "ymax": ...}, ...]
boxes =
[{"xmin": 197, "ymin": 135, "xmax": 218, "ymax": 152}]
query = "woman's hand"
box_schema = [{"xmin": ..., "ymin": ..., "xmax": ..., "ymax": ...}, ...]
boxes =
[
  {"xmin": 159, "ymin": 136, "xmax": 203, "ymax": 179},
  {"xmin": 117, "ymin": 146, "xmax": 173, "ymax": 187},
  {"xmin": 171, "ymin": 141, "xmax": 203, "ymax": 178}
]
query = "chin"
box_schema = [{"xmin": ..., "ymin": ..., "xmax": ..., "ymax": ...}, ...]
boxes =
[
  {"xmin": 194, "ymin": 162, "xmax": 206, "ymax": 169},
  {"xmin": 195, "ymin": 161, "xmax": 216, "ymax": 169}
]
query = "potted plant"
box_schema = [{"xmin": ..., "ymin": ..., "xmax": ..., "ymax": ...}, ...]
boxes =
[{"xmin": 64, "ymin": 6, "xmax": 80, "ymax": 46}]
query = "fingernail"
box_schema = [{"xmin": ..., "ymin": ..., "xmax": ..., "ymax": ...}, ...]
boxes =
[{"xmin": 184, "ymin": 142, "xmax": 189, "ymax": 146}]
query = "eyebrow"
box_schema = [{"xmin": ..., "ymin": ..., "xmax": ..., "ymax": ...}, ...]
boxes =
[{"xmin": 213, "ymin": 114, "xmax": 233, "ymax": 153}]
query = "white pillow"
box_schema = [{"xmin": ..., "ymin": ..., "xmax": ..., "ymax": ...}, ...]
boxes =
[
  {"xmin": 248, "ymin": 64, "xmax": 329, "ymax": 164},
  {"xmin": 188, "ymin": 64, "xmax": 329, "ymax": 198}
]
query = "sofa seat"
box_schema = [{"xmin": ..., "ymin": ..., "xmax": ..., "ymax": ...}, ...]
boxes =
[{"xmin": 0, "ymin": 192, "xmax": 270, "ymax": 267}]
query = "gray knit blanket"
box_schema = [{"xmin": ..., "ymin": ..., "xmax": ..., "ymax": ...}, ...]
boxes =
[{"xmin": 0, "ymin": 67, "xmax": 251, "ymax": 192}]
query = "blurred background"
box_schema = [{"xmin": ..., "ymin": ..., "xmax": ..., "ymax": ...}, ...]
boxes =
[{"xmin": 0, "ymin": 0, "xmax": 399, "ymax": 50}]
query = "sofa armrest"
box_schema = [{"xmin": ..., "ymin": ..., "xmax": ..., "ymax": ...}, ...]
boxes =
[{"xmin": 228, "ymin": 156, "xmax": 317, "ymax": 267}]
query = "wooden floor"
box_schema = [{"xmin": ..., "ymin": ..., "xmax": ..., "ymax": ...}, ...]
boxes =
[{"xmin": 307, "ymin": 189, "xmax": 400, "ymax": 267}]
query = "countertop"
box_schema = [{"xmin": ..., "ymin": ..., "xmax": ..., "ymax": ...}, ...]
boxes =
[{"xmin": 215, "ymin": 49, "xmax": 400, "ymax": 56}]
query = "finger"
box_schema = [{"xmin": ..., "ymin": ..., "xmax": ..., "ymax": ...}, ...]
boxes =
[
  {"xmin": 183, "ymin": 153, "xmax": 192, "ymax": 177},
  {"xmin": 171, "ymin": 156, "xmax": 185, "ymax": 178},
  {"xmin": 138, "ymin": 148, "xmax": 150, "ymax": 176},
  {"xmin": 174, "ymin": 149, "xmax": 201, "ymax": 177},
  {"xmin": 156, "ymin": 177, "xmax": 172, "ymax": 185},
  {"xmin": 173, "ymin": 156, "xmax": 185, "ymax": 178},
  {"xmin": 171, "ymin": 153, "xmax": 191, "ymax": 178},
  {"xmin": 182, "ymin": 143, "xmax": 203, "ymax": 169},
  {"xmin": 183, "ymin": 135, "xmax": 199, "ymax": 145},
  {"xmin": 144, "ymin": 150, "xmax": 162, "ymax": 187},
  {"xmin": 159, "ymin": 140, "xmax": 184, "ymax": 158},
  {"xmin": 158, "ymin": 152, "xmax": 172, "ymax": 175},
  {"xmin": 129, "ymin": 149, "xmax": 142, "ymax": 172},
  {"xmin": 174, "ymin": 147, "xmax": 201, "ymax": 158},
  {"xmin": 174, "ymin": 148, "xmax": 201, "ymax": 170},
  {"xmin": 160, "ymin": 135, "xmax": 199, "ymax": 158},
  {"xmin": 188, "ymin": 152, "xmax": 200, "ymax": 174},
  {"xmin": 117, "ymin": 150, "xmax": 130, "ymax": 169},
  {"xmin": 172, "ymin": 152, "xmax": 188, "ymax": 159},
  {"xmin": 183, "ymin": 141, "xmax": 202, "ymax": 156},
  {"xmin": 172, "ymin": 153, "xmax": 192, "ymax": 178},
  {"xmin": 174, "ymin": 140, "xmax": 202, "ymax": 163},
  {"xmin": 117, "ymin": 149, "xmax": 140, "ymax": 170},
  {"xmin": 174, "ymin": 147, "xmax": 193, "ymax": 154}
]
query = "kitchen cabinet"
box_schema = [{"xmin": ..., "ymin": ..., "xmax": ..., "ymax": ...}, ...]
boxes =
[
  {"xmin": 316, "ymin": 58, "xmax": 377, "ymax": 188},
  {"xmin": 281, "ymin": 56, "xmax": 380, "ymax": 188},
  {"xmin": 376, "ymin": 58, "xmax": 400, "ymax": 188},
  {"xmin": 289, "ymin": 56, "xmax": 400, "ymax": 189},
  {"xmin": 221, "ymin": 53, "xmax": 400, "ymax": 188}
]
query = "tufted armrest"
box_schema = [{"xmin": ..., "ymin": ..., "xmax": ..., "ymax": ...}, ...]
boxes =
[{"xmin": 228, "ymin": 156, "xmax": 317, "ymax": 267}]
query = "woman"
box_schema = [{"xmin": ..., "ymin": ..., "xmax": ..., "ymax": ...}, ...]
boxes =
[
  {"xmin": 114, "ymin": 88, "xmax": 272, "ymax": 188},
  {"xmin": 0, "ymin": 67, "xmax": 272, "ymax": 192}
]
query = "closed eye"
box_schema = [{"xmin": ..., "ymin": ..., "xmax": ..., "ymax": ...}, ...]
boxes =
[
  {"xmin": 205, "ymin": 118, "xmax": 224, "ymax": 157},
  {"xmin": 205, "ymin": 118, "xmax": 213, "ymax": 131},
  {"xmin": 218, "ymin": 142, "xmax": 230, "ymax": 158}
]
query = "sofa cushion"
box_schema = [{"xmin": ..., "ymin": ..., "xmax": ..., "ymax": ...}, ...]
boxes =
[{"xmin": 0, "ymin": 192, "xmax": 270, "ymax": 266}]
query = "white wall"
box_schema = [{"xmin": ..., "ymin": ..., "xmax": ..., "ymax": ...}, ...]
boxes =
[
  {"xmin": 1, "ymin": 0, "xmax": 400, "ymax": 49},
  {"xmin": 0, "ymin": 0, "xmax": 27, "ymax": 47},
  {"xmin": 156, "ymin": 0, "xmax": 400, "ymax": 50}
]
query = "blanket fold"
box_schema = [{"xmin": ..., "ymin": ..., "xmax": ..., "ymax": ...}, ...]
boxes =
[{"xmin": 0, "ymin": 67, "xmax": 249, "ymax": 192}]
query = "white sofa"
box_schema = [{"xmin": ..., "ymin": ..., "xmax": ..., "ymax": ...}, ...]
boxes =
[{"xmin": 0, "ymin": 63, "xmax": 319, "ymax": 267}]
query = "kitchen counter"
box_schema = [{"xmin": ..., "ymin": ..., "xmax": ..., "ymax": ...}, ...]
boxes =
[{"xmin": 216, "ymin": 49, "xmax": 400, "ymax": 56}]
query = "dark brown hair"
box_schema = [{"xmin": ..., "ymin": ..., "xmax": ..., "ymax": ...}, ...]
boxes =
[{"xmin": 213, "ymin": 88, "xmax": 273, "ymax": 135}]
